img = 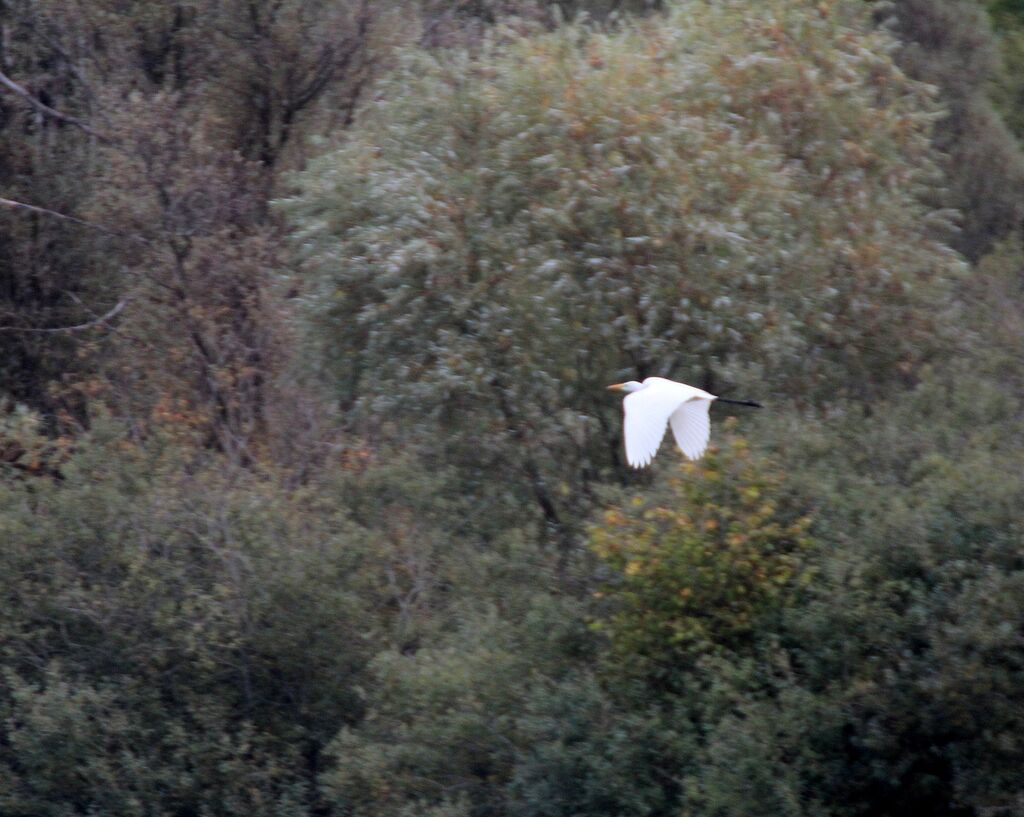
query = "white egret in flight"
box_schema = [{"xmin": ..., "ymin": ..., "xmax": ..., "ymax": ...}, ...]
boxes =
[{"xmin": 607, "ymin": 377, "xmax": 761, "ymax": 468}]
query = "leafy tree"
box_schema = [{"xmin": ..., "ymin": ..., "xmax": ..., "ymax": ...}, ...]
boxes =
[
  {"xmin": 590, "ymin": 430, "xmax": 813, "ymax": 683},
  {"xmin": 4, "ymin": 2, "xmax": 1024, "ymax": 816},
  {"xmin": 508, "ymin": 672, "xmax": 693, "ymax": 817},
  {"xmin": 882, "ymin": 0, "xmax": 1024, "ymax": 260},
  {"xmin": 0, "ymin": 420, "xmax": 378, "ymax": 815},
  {"xmin": 321, "ymin": 547, "xmax": 585, "ymax": 817},
  {"xmin": 284, "ymin": 0, "xmax": 960, "ymax": 550},
  {"xmin": 690, "ymin": 356, "xmax": 1024, "ymax": 817},
  {"xmin": 501, "ymin": 432, "xmax": 814, "ymax": 817},
  {"xmin": 985, "ymin": 0, "xmax": 1024, "ymax": 138}
]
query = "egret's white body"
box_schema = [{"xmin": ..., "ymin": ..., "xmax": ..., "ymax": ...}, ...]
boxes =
[{"xmin": 607, "ymin": 377, "xmax": 759, "ymax": 468}]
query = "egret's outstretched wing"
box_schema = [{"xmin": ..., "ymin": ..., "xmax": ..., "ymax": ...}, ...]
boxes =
[
  {"xmin": 669, "ymin": 398, "xmax": 711, "ymax": 461},
  {"xmin": 622, "ymin": 385, "xmax": 688, "ymax": 468}
]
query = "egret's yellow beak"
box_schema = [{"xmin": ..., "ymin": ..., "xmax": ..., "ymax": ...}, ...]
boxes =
[{"xmin": 607, "ymin": 383, "xmax": 627, "ymax": 391}]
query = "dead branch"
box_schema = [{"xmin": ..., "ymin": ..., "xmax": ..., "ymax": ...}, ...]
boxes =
[
  {"xmin": 0, "ymin": 68, "xmax": 111, "ymax": 142},
  {"xmin": 0, "ymin": 298, "xmax": 128, "ymax": 333},
  {"xmin": 0, "ymin": 197, "xmax": 149, "ymax": 244}
]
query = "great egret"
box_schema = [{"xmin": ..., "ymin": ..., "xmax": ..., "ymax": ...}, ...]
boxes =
[{"xmin": 607, "ymin": 377, "xmax": 761, "ymax": 468}]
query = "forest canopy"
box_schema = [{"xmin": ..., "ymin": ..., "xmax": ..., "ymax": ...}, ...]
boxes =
[{"xmin": 2, "ymin": 1, "xmax": 1023, "ymax": 816}]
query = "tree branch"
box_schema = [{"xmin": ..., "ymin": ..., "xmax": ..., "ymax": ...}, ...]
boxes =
[
  {"xmin": 0, "ymin": 197, "xmax": 149, "ymax": 244},
  {"xmin": 0, "ymin": 68, "xmax": 110, "ymax": 142},
  {"xmin": 0, "ymin": 297, "xmax": 128, "ymax": 333}
]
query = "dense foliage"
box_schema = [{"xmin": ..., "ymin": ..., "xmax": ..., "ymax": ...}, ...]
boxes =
[
  {"xmin": 282, "ymin": 0, "xmax": 962, "ymax": 545},
  {"xmin": 2, "ymin": 1, "xmax": 1024, "ymax": 816}
]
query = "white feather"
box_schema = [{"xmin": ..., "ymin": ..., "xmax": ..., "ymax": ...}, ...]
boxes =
[
  {"xmin": 669, "ymin": 398, "xmax": 711, "ymax": 461},
  {"xmin": 621, "ymin": 377, "xmax": 716, "ymax": 468}
]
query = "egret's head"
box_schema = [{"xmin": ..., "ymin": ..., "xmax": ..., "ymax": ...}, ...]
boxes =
[{"xmin": 607, "ymin": 380, "xmax": 645, "ymax": 393}]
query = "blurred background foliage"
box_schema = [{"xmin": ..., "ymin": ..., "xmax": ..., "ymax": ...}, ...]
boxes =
[{"xmin": 1, "ymin": 0, "xmax": 1023, "ymax": 815}]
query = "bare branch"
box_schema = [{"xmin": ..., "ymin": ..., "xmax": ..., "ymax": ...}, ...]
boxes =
[
  {"xmin": 0, "ymin": 68, "xmax": 111, "ymax": 142},
  {"xmin": 0, "ymin": 298, "xmax": 128, "ymax": 333},
  {"xmin": 0, "ymin": 197, "xmax": 149, "ymax": 244}
]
